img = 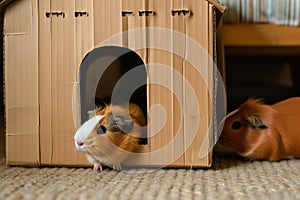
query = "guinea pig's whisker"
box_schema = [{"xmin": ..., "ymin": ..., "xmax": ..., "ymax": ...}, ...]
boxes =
[
  {"xmin": 92, "ymin": 145, "xmax": 110, "ymax": 158},
  {"xmin": 91, "ymin": 146, "xmax": 114, "ymax": 165}
]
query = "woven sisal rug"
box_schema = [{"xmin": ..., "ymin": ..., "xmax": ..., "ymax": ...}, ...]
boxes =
[{"xmin": 0, "ymin": 152, "xmax": 300, "ymax": 200}]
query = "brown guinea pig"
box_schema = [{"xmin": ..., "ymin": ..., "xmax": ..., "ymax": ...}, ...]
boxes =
[
  {"xmin": 219, "ymin": 97, "xmax": 300, "ymax": 161},
  {"xmin": 74, "ymin": 103, "xmax": 146, "ymax": 171}
]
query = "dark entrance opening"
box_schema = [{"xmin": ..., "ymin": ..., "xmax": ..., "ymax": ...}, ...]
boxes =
[{"xmin": 79, "ymin": 46, "xmax": 147, "ymax": 144}]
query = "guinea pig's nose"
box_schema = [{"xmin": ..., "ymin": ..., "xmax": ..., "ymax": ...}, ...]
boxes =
[
  {"xmin": 77, "ymin": 141, "xmax": 84, "ymax": 146},
  {"xmin": 76, "ymin": 140, "xmax": 86, "ymax": 152}
]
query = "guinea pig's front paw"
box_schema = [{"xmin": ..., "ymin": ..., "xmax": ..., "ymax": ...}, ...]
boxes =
[
  {"xmin": 244, "ymin": 157, "xmax": 255, "ymax": 162},
  {"xmin": 93, "ymin": 163, "xmax": 103, "ymax": 172},
  {"xmin": 113, "ymin": 163, "xmax": 122, "ymax": 171}
]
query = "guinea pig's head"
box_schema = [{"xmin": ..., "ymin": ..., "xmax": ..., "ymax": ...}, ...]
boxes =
[
  {"xmin": 74, "ymin": 104, "xmax": 139, "ymax": 157},
  {"xmin": 219, "ymin": 99, "xmax": 276, "ymax": 157}
]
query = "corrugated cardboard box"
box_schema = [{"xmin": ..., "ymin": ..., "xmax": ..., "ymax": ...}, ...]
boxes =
[{"xmin": 3, "ymin": 0, "xmax": 226, "ymax": 168}]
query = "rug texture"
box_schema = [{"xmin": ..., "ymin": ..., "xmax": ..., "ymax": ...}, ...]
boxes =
[{"xmin": 0, "ymin": 152, "xmax": 300, "ymax": 200}]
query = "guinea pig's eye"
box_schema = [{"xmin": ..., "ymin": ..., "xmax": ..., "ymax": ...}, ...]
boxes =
[
  {"xmin": 232, "ymin": 121, "xmax": 242, "ymax": 130},
  {"xmin": 97, "ymin": 125, "xmax": 107, "ymax": 134}
]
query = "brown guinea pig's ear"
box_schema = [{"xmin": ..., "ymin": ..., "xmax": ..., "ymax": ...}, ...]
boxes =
[{"xmin": 246, "ymin": 114, "xmax": 267, "ymax": 130}]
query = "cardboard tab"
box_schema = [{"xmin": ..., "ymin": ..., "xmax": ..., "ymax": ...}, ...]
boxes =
[{"xmin": 45, "ymin": 12, "xmax": 65, "ymax": 18}]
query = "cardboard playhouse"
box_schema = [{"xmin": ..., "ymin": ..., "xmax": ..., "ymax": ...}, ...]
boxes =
[{"xmin": 3, "ymin": 0, "xmax": 226, "ymax": 168}]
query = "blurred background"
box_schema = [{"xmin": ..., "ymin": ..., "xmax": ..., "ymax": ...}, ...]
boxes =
[
  {"xmin": 219, "ymin": 0, "xmax": 300, "ymax": 111},
  {"xmin": 225, "ymin": 49, "xmax": 300, "ymax": 111}
]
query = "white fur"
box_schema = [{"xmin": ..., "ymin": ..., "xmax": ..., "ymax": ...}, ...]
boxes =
[{"xmin": 74, "ymin": 115, "xmax": 105, "ymax": 151}]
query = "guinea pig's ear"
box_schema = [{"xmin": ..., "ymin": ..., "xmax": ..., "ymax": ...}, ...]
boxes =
[
  {"xmin": 246, "ymin": 114, "xmax": 267, "ymax": 130},
  {"xmin": 114, "ymin": 116, "xmax": 134, "ymax": 133}
]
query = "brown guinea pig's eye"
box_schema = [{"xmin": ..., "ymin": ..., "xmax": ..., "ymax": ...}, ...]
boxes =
[
  {"xmin": 97, "ymin": 125, "xmax": 107, "ymax": 134},
  {"xmin": 232, "ymin": 121, "xmax": 242, "ymax": 130}
]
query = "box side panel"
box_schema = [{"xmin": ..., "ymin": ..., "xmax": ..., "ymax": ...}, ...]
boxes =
[
  {"xmin": 73, "ymin": 0, "xmax": 95, "ymax": 165},
  {"xmin": 94, "ymin": 0, "xmax": 122, "ymax": 46},
  {"xmin": 92, "ymin": 0, "xmax": 150, "ymax": 167},
  {"xmin": 98, "ymin": 0, "xmax": 186, "ymax": 167},
  {"xmin": 202, "ymin": 1, "xmax": 215, "ymax": 167},
  {"xmin": 50, "ymin": 0, "xmax": 76, "ymax": 166},
  {"xmin": 183, "ymin": 0, "xmax": 212, "ymax": 167},
  {"xmin": 146, "ymin": 0, "xmax": 182, "ymax": 167},
  {"xmin": 126, "ymin": 0, "xmax": 147, "ymax": 61},
  {"xmin": 38, "ymin": 0, "xmax": 52, "ymax": 166},
  {"xmin": 207, "ymin": 4, "xmax": 215, "ymax": 165},
  {"xmin": 35, "ymin": 0, "xmax": 217, "ymax": 168},
  {"xmin": 122, "ymin": 0, "xmax": 150, "ymax": 166},
  {"xmin": 75, "ymin": 0, "xmax": 95, "ymax": 74},
  {"xmin": 4, "ymin": 0, "xmax": 40, "ymax": 166},
  {"xmin": 39, "ymin": 1, "xmax": 75, "ymax": 165},
  {"xmin": 168, "ymin": 0, "xmax": 185, "ymax": 166},
  {"xmin": 39, "ymin": 0, "xmax": 93, "ymax": 166}
]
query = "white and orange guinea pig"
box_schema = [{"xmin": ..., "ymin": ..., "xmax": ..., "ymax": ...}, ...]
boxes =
[
  {"xmin": 219, "ymin": 97, "xmax": 300, "ymax": 161},
  {"xmin": 74, "ymin": 103, "xmax": 146, "ymax": 171}
]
